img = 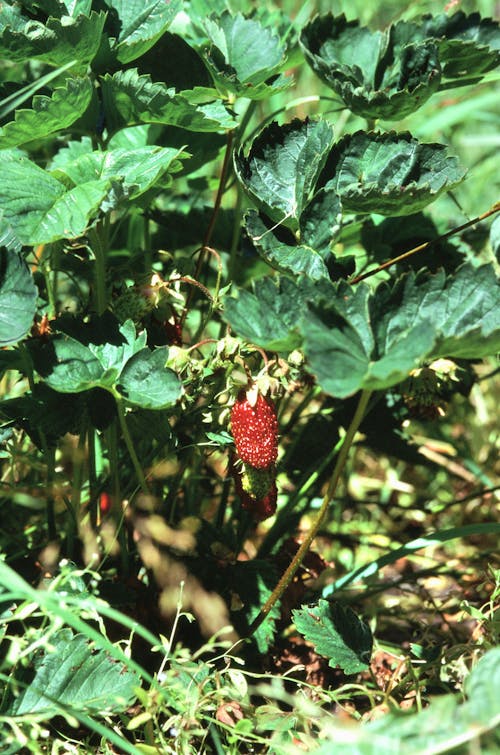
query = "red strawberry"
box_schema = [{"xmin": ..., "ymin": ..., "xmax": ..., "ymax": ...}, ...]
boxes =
[{"xmin": 230, "ymin": 390, "xmax": 278, "ymax": 469}]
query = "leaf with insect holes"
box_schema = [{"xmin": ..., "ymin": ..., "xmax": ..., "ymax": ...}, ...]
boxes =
[{"xmin": 293, "ymin": 600, "xmax": 373, "ymax": 674}]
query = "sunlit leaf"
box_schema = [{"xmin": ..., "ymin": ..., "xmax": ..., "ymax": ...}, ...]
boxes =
[
  {"xmin": 10, "ymin": 628, "xmax": 139, "ymax": 716},
  {"xmin": 0, "ymin": 77, "xmax": 94, "ymax": 148},
  {"xmin": 0, "ymin": 11, "xmax": 106, "ymax": 66},
  {"xmin": 293, "ymin": 600, "xmax": 373, "ymax": 674},
  {"xmin": 100, "ymin": 69, "xmax": 236, "ymax": 135}
]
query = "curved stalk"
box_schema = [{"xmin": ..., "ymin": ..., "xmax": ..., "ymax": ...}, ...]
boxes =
[
  {"xmin": 350, "ymin": 201, "xmax": 500, "ymax": 285},
  {"xmin": 247, "ymin": 389, "xmax": 372, "ymax": 637}
]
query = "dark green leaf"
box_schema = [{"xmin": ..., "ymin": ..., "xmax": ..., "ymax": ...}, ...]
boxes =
[
  {"xmin": 0, "ymin": 151, "xmax": 111, "ymax": 245},
  {"xmin": 0, "ymin": 11, "xmax": 106, "ymax": 66},
  {"xmin": 229, "ymin": 561, "xmax": 281, "ymax": 654},
  {"xmin": 244, "ymin": 211, "xmax": 331, "ymax": 280},
  {"xmin": 419, "ymin": 12, "xmax": 500, "ymax": 83},
  {"xmin": 302, "ymin": 263, "xmax": 500, "ymax": 397},
  {"xmin": 100, "ymin": 69, "xmax": 236, "ymax": 135},
  {"xmin": 10, "ymin": 628, "xmax": 139, "ymax": 716},
  {"xmin": 0, "ymin": 249, "xmax": 38, "ymax": 347},
  {"xmin": 323, "ymin": 130, "xmax": 465, "ymax": 216},
  {"xmin": 293, "ymin": 600, "xmax": 373, "ymax": 674},
  {"xmin": 223, "ymin": 276, "xmax": 313, "ymax": 352},
  {"xmin": 0, "ymin": 386, "xmax": 87, "ymax": 447},
  {"xmin": 490, "ymin": 215, "xmax": 500, "ymax": 262},
  {"xmin": 0, "ymin": 77, "xmax": 94, "ymax": 149},
  {"xmin": 300, "ymin": 14, "xmax": 442, "ymax": 120},
  {"xmin": 235, "ymin": 118, "xmax": 335, "ymax": 229},
  {"xmin": 117, "ymin": 347, "xmax": 182, "ymax": 409}
]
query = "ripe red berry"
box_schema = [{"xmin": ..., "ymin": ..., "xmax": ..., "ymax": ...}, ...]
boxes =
[{"xmin": 230, "ymin": 390, "xmax": 278, "ymax": 470}]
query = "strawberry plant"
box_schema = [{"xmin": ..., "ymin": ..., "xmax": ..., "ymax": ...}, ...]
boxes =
[{"xmin": 0, "ymin": 0, "xmax": 499, "ymax": 752}]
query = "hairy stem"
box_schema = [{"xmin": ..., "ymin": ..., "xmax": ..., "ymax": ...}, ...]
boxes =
[{"xmin": 247, "ymin": 389, "xmax": 372, "ymax": 637}]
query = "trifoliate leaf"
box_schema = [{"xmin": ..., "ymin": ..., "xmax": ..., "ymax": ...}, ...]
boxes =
[{"xmin": 300, "ymin": 14, "xmax": 441, "ymax": 120}]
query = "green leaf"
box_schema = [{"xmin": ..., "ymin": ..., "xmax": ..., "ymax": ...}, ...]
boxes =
[
  {"xmin": 117, "ymin": 347, "xmax": 182, "ymax": 409},
  {"xmin": 302, "ymin": 263, "xmax": 500, "ymax": 397},
  {"xmin": 419, "ymin": 12, "xmax": 500, "ymax": 83},
  {"xmin": 202, "ymin": 11, "xmax": 290, "ymax": 99},
  {"xmin": 0, "ymin": 11, "xmax": 106, "ymax": 66},
  {"xmin": 323, "ymin": 130, "xmax": 465, "ymax": 216},
  {"xmin": 244, "ymin": 210, "xmax": 332, "ymax": 280},
  {"xmin": 0, "ymin": 151, "xmax": 111, "ymax": 245},
  {"xmin": 103, "ymin": 0, "xmax": 182, "ymax": 64},
  {"xmin": 235, "ymin": 118, "xmax": 335, "ymax": 229},
  {"xmin": 51, "ymin": 145, "xmax": 187, "ymax": 200},
  {"xmin": 300, "ymin": 14, "xmax": 442, "ymax": 120},
  {"xmin": 0, "ymin": 249, "xmax": 37, "ymax": 347},
  {"xmin": 100, "ymin": 69, "xmax": 236, "ymax": 135},
  {"xmin": 224, "ymin": 276, "xmax": 319, "ymax": 352},
  {"xmin": 292, "ymin": 600, "xmax": 373, "ymax": 674},
  {"xmin": 409, "ymin": 263, "xmax": 500, "ymax": 359},
  {"xmin": 0, "ymin": 385, "xmax": 88, "ymax": 447},
  {"xmin": 229, "ymin": 561, "xmax": 281, "ymax": 654},
  {"xmin": 10, "ymin": 628, "xmax": 139, "ymax": 716},
  {"xmin": 30, "ymin": 317, "xmax": 145, "ymax": 393},
  {"xmin": 0, "ymin": 77, "xmax": 94, "ymax": 149}
]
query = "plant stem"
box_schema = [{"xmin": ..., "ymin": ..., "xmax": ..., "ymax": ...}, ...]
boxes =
[
  {"xmin": 88, "ymin": 218, "xmax": 110, "ymax": 315},
  {"xmin": 247, "ymin": 389, "xmax": 372, "ymax": 637},
  {"xmin": 115, "ymin": 398, "xmax": 150, "ymax": 495},
  {"xmin": 350, "ymin": 201, "xmax": 500, "ymax": 285}
]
